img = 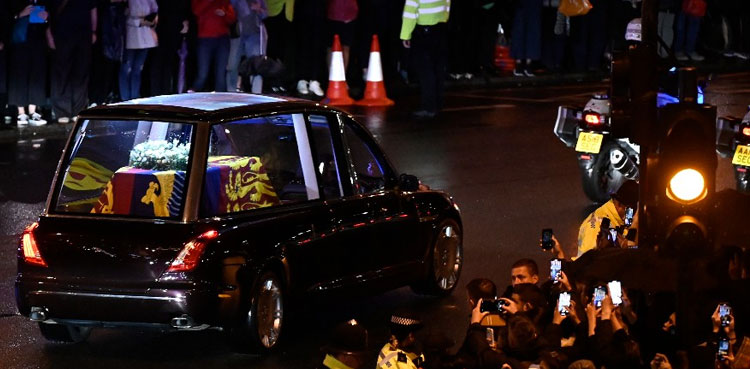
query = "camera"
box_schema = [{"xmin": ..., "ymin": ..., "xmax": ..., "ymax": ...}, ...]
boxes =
[
  {"xmin": 624, "ymin": 207, "xmax": 634, "ymax": 227},
  {"xmin": 550, "ymin": 259, "xmax": 562, "ymax": 282},
  {"xmin": 720, "ymin": 304, "xmax": 732, "ymax": 327},
  {"xmin": 608, "ymin": 280, "xmax": 622, "ymax": 306},
  {"xmin": 541, "ymin": 228, "xmax": 554, "ymax": 250},
  {"xmin": 593, "ymin": 286, "xmax": 606, "ymax": 308},
  {"xmin": 558, "ymin": 292, "xmax": 571, "ymax": 316},
  {"xmin": 480, "ymin": 299, "xmax": 508, "ymax": 313}
]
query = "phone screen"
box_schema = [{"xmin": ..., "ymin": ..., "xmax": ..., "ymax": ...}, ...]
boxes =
[
  {"xmin": 593, "ymin": 286, "xmax": 606, "ymax": 307},
  {"xmin": 718, "ymin": 338, "xmax": 730, "ymax": 357},
  {"xmin": 608, "ymin": 281, "xmax": 622, "ymax": 306},
  {"xmin": 550, "ymin": 259, "xmax": 562, "ymax": 282},
  {"xmin": 720, "ymin": 304, "xmax": 731, "ymax": 326},
  {"xmin": 625, "ymin": 207, "xmax": 634, "ymax": 227},
  {"xmin": 558, "ymin": 292, "xmax": 571, "ymax": 316},
  {"xmin": 541, "ymin": 229, "xmax": 553, "ymax": 249},
  {"xmin": 29, "ymin": 6, "xmax": 46, "ymax": 24}
]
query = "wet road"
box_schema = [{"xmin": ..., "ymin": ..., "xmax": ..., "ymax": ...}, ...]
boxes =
[{"xmin": 0, "ymin": 73, "xmax": 746, "ymax": 368}]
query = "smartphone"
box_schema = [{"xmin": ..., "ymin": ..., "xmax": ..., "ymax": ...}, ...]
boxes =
[
  {"xmin": 29, "ymin": 6, "xmax": 46, "ymax": 24},
  {"xmin": 624, "ymin": 207, "xmax": 634, "ymax": 227},
  {"xmin": 486, "ymin": 327, "xmax": 496, "ymax": 349},
  {"xmin": 550, "ymin": 259, "xmax": 562, "ymax": 282},
  {"xmin": 480, "ymin": 299, "xmax": 507, "ymax": 313},
  {"xmin": 593, "ymin": 286, "xmax": 607, "ymax": 308},
  {"xmin": 541, "ymin": 228, "xmax": 554, "ymax": 250},
  {"xmin": 720, "ymin": 304, "xmax": 732, "ymax": 327},
  {"xmin": 608, "ymin": 280, "xmax": 622, "ymax": 306},
  {"xmin": 718, "ymin": 337, "xmax": 730, "ymax": 358},
  {"xmin": 558, "ymin": 292, "xmax": 571, "ymax": 316}
]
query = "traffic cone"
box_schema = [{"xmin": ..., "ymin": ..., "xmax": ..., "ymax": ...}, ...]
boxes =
[
  {"xmin": 321, "ymin": 34, "xmax": 354, "ymax": 106},
  {"xmin": 356, "ymin": 35, "xmax": 394, "ymax": 107}
]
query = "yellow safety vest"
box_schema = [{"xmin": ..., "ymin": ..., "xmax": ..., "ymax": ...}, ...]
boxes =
[
  {"xmin": 576, "ymin": 199, "xmax": 625, "ymax": 258},
  {"xmin": 376, "ymin": 343, "xmax": 425, "ymax": 369},
  {"xmin": 400, "ymin": 0, "xmax": 451, "ymax": 40}
]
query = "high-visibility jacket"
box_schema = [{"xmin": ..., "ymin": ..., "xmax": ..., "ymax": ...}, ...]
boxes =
[
  {"xmin": 576, "ymin": 199, "xmax": 625, "ymax": 258},
  {"xmin": 376, "ymin": 343, "xmax": 425, "ymax": 369},
  {"xmin": 400, "ymin": 0, "xmax": 451, "ymax": 41},
  {"xmin": 267, "ymin": 0, "xmax": 294, "ymax": 22}
]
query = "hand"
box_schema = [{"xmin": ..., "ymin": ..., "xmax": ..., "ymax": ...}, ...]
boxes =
[
  {"xmin": 567, "ymin": 300, "xmax": 581, "ymax": 325},
  {"xmin": 650, "ymin": 353, "xmax": 672, "ymax": 369},
  {"xmin": 558, "ymin": 271, "xmax": 572, "ymax": 292},
  {"xmin": 215, "ymin": 8, "xmax": 226, "ymax": 16},
  {"xmin": 586, "ymin": 303, "xmax": 599, "ymax": 336},
  {"xmin": 552, "ymin": 303, "xmax": 565, "ymax": 325},
  {"xmin": 402, "ymin": 40, "xmax": 411, "ymax": 48},
  {"xmin": 712, "ymin": 305, "xmax": 721, "ymax": 333},
  {"xmin": 46, "ymin": 29, "xmax": 56, "ymax": 50},
  {"xmin": 38, "ymin": 10, "xmax": 49, "ymax": 21},
  {"xmin": 0, "ymin": 42, "xmax": 4, "ymax": 51},
  {"xmin": 19, "ymin": 5, "xmax": 33, "ymax": 18},
  {"xmin": 662, "ymin": 312, "xmax": 676, "ymax": 333},
  {"xmin": 91, "ymin": 32, "xmax": 97, "ymax": 44},
  {"xmin": 716, "ymin": 350, "xmax": 735, "ymax": 369},
  {"xmin": 180, "ymin": 20, "xmax": 189, "ymax": 34},
  {"xmin": 601, "ymin": 295, "xmax": 614, "ymax": 320},
  {"xmin": 141, "ymin": 19, "xmax": 155, "ymax": 27},
  {"xmin": 471, "ymin": 298, "xmax": 489, "ymax": 324},
  {"xmin": 550, "ymin": 235, "xmax": 566, "ymax": 259},
  {"xmin": 250, "ymin": 1, "xmax": 262, "ymax": 11},
  {"xmin": 499, "ymin": 298, "xmax": 519, "ymax": 314}
]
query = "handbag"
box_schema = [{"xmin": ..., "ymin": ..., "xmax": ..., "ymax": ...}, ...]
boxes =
[
  {"xmin": 558, "ymin": 0, "xmax": 593, "ymax": 17},
  {"xmin": 11, "ymin": 17, "xmax": 29, "ymax": 44},
  {"xmin": 682, "ymin": 0, "xmax": 706, "ymax": 17}
]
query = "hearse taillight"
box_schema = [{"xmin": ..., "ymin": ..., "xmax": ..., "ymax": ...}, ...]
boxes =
[
  {"xmin": 22, "ymin": 222, "xmax": 47, "ymax": 267},
  {"xmin": 166, "ymin": 230, "xmax": 219, "ymax": 272}
]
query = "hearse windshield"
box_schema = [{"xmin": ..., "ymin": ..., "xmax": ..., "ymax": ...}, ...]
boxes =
[{"xmin": 53, "ymin": 119, "xmax": 195, "ymax": 219}]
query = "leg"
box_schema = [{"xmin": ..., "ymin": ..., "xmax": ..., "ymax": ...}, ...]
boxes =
[
  {"xmin": 8, "ymin": 43, "xmax": 31, "ymax": 109},
  {"xmin": 70, "ymin": 39, "xmax": 92, "ymax": 116},
  {"xmin": 226, "ymin": 37, "xmax": 241, "ymax": 92},
  {"xmin": 193, "ymin": 38, "xmax": 211, "ymax": 91},
  {"xmin": 674, "ymin": 12, "xmax": 687, "ymax": 54},
  {"xmin": 510, "ymin": 1, "xmax": 527, "ymax": 61},
  {"xmin": 51, "ymin": 38, "xmax": 76, "ymax": 119},
  {"xmin": 524, "ymin": 0, "xmax": 543, "ymax": 62},
  {"xmin": 214, "ymin": 37, "xmax": 230, "ymax": 92},
  {"xmin": 119, "ymin": 49, "xmax": 134, "ymax": 101},
  {"xmin": 412, "ymin": 27, "xmax": 437, "ymax": 113},
  {"xmin": 685, "ymin": 15, "xmax": 701, "ymax": 55},
  {"xmin": 130, "ymin": 49, "xmax": 149, "ymax": 99}
]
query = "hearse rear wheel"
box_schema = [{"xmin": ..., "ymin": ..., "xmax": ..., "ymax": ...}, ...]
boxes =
[
  {"xmin": 38, "ymin": 323, "xmax": 91, "ymax": 343},
  {"xmin": 232, "ymin": 270, "xmax": 285, "ymax": 353},
  {"xmin": 412, "ymin": 218, "xmax": 463, "ymax": 297}
]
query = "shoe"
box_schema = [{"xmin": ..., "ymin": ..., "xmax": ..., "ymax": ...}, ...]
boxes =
[
  {"xmin": 29, "ymin": 112, "xmax": 46, "ymax": 126},
  {"xmin": 58, "ymin": 117, "xmax": 71, "ymax": 124},
  {"xmin": 411, "ymin": 110, "xmax": 436, "ymax": 120},
  {"xmin": 675, "ymin": 52, "xmax": 689, "ymax": 61},
  {"xmin": 17, "ymin": 114, "xmax": 29, "ymax": 126},
  {"xmin": 308, "ymin": 80, "xmax": 324, "ymax": 97},
  {"xmin": 463, "ymin": 73, "xmax": 473, "ymax": 80},
  {"xmin": 524, "ymin": 69, "xmax": 536, "ymax": 77},
  {"xmin": 513, "ymin": 68, "xmax": 524, "ymax": 77},
  {"xmin": 449, "ymin": 73, "xmax": 463, "ymax": 80},
  {"xmin": 735, "ymin": 52, "xmax": 749, "ymax": 60},
  {"xmin": 296, "ymin": 80, "xmax": 309, "ymax": 95},
  {"xmin": 688, "ymin": 52, "xmax": 705, "ymax": 61},
  {"xmin": 88, "ymin": 102, "xmax": 98, "ymax": 108},
  {"xmin": 723, "ymin": 50, "xmax": 736, "ymax": 58}
]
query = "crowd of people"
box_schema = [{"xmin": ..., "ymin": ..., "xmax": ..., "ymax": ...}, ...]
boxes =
[
  {"xmin": 319, "ymin": 181, "xmax": 750, "ymax": 369},
  {"xmin": 0, "ymin": 0, "xmax": 749, "ymax": 125}
]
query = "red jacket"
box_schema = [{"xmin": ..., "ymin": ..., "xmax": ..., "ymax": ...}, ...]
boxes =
[{"xmin": 192, "ymin": 0, "xmax": 237, "ymax": 38}]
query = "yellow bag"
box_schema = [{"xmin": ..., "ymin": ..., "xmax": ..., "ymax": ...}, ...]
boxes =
[{"xmin": 558, "ymin": 0, "xmax": 593, "ymax": 17}]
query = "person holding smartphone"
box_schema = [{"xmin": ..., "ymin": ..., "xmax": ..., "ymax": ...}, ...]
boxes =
[{"xmin": 575, "ymin": 180, "xmax": 639, "ymax": 259}]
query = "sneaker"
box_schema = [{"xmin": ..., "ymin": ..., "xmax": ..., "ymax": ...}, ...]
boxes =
[
  {"xmin": 17, "ymin": 114, "xmax": 29, "ymax": 126},
  {"xmin": 411, "ymin": 110, "xmax": 436, "ymax": 120},
  {"xmin": 688, "ymin": 52, "xmax": 705, "ymax": 61},
  {"xmin": 308, "ymin": 80, "xmax": 324, "ymax": 97},
  {"xmin": 58, "ymin": 117, "xmax": 71, "ymax": 124},
  {"xmin": 88, "ymin": 102, "xmax": 98, "ymax": 108},
  {"xmin": 735, "ymin": 52, "xmax": 749, "ymax": 60},
  {"xmin": 449, "ymin": 73, "xmax": 463, "ymax": 80},
  {"xmin": 463, "ymin": 73, "xmax": 473, "ymax": 80},
  {"xmin": 29, "ymin": 112, "xmax": 46, "ymax": 126},
  {"xmin": 524, "ymin": 69, "xmax": 536, "ymax": 77},
  {"xmin": 513, "ymin": 67, "xmax": 524, "ymax": 77},
  {"xmin": 675, "ymin": 52, "xmax": 689, "ymax": 61},
  {"xmin": 296, "ymin": 80, "xmax": 309, "ymax": 95}
]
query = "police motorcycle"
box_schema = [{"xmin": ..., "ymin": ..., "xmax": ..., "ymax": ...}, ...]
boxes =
[
  {"xmin": 716, "ymin": 109, "xmax": 750, "ymax": 192},
  {"xmin": 553, "ymin": 19, "xmax": 705, "ymax": 203}
]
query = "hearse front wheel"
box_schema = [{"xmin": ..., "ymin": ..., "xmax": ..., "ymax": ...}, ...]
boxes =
[
  {"xmin": 232, "ymin": 270, "xmax": 285, "ymax": 353},
  {"xmin": 38, "ymin": 323, "xmax": 92, "ymax": 343},
  {"xmin": 412, "ymin": 218, "xmax": 463, "ymax": 296}
]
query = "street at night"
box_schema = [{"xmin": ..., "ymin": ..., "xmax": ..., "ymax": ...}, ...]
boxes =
[{"xmin": 1, "ymin": 72, "xmax": 749, "ymax": 368}]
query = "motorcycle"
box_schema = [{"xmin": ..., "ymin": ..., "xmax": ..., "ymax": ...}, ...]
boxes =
[
  {"xmin": 716, "ymin": 109, "xmax": 750, "ymax": 193},
  {"xmin": 554, "ymin": 78, "xmax": 704, "ymax": 203}
]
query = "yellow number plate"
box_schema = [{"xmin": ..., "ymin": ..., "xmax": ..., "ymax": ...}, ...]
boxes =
[
  {"xmin": 732, "ymin": 145, "xmax": 750, "ymax": 166},
  {"xmin": 575, "ymin": 132, "xmax": 604, "ymax": 154}
]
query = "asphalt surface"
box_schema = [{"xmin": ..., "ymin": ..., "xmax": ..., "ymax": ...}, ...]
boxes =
[{"xmin": 0, "ymin": 73, "xmax": 747, "ymax": 368}]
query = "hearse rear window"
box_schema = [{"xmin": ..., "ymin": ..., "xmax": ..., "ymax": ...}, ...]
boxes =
[{"xmin": 53, "ymin": 120, "xmax": 194, "ymax": 219}]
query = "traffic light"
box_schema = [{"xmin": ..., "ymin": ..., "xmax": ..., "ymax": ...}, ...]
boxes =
[{"xmin": 640, "ymin": 69, "xmax": 716, "ymax": 255}]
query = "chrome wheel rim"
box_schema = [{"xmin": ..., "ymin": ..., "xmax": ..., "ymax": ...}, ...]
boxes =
[
  {"xmin": 255, "ymin": 276, "xmax": 283, "ymax": 348},
  {"xmin": 433, "ymin": 224, "xmax": 461, "ymax": 291}
]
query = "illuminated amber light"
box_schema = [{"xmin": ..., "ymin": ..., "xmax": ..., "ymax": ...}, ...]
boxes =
[{"xmin": 668, "ymin": 169, "xmax": 706, "ymax": 203}]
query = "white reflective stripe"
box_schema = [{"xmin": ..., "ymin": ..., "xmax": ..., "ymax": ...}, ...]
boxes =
[
  {"xmin": 329, "ymin": 51, "xmax": 346, "ymax": 81},
  {"xmin": 402, "ymin": 12, "xmax": 417, "ymax": 18},
  {"xmin": 292, "ymin": 113, "xmax": 320, "ymax": 200},
  {"xmin": 377, "ymin": 352, "xmax": 398, "ymax": 368},
  {"xmin": 405, "ymin": 0, "xmax": 418, "ymax": 7},
  {"xmin": 366, "ymin": 52, "xmax": 383, "ymax": 82},
  {"xmin": 418, "ymin": 6, "xmax": 446, "ymax": 14},
  {"xmin": 420, "ymin": 0, "xmax": 443, "ymax": 3}
]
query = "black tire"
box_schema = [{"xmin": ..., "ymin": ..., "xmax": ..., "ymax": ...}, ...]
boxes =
[
  {"xmin": 581, "ymin": 141, "xmax": 626, "ymax": 204},
  {"xmin": 231, "ymin": 270, "xmax": 285, "ymax": 354},
  {"xmin": 411, "ymin": 218, "xmax": 463, "ymax": 297},
  {"xmin": 38, "ymin": 323, "xmax": 91, "ymax": 343}
]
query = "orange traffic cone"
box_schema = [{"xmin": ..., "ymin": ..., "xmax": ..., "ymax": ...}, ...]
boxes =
[
  {"xmin": 356, "ymin": 35, "xmax": 394, "ymax": 107},
  {"xmin": 321, "ymin": 34, "xmax": 354, "ymax": 106}
]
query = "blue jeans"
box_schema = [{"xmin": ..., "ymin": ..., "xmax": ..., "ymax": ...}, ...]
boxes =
[
  {"xmin": 226, "ymin": 35, "xmax": 263, "ymax": 91},
  {"xmin": 511, "ymin": 0, "xmax": 542, "ymax": 61},
  {"xmin": 194, "ymin": 36, "xmax": 230, "ymax": 92},
  {"xmin": 675, "ymin": 13, "xmax": 701, "ymax": 54},
  {"xmin": 119, "ymin": 48, "xmax": 149, "ymax": 101}
]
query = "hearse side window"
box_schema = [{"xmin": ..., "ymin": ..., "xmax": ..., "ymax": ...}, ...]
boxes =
[
  {"xmin": 54, "ymin": 120, "xmax": 194, "ymax": 219},
  {"xmin": 307, "ymin": 114, "xmax": 344, "ymax": 198},
  {"xmin": 343, "ymin": 123, "xmax": 385, "ymax": 194},
  {"xmin": 202, "ymin": 113, "xmax": 319, "ymax": 216}
]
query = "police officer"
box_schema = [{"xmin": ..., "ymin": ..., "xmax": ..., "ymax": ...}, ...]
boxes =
[
  {"xmin": 320, "ymin": 319, "xmax": 369, "ymax": 369},
  {"xmin": 376, "ymin": 310, "xmax": 425, "ymax": 369},
  {"xmin": 576, "ymin": 179, "xmax": 639, "ymax": 258}
]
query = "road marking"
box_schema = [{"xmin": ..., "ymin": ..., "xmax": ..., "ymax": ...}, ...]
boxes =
[
  {"xmin": 446, "ymin": 91, "xmax": 595, "ymax": 103},
  {"xmin": 441, "ymin": 104, "xmax": 516, "ymax": 112}
]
